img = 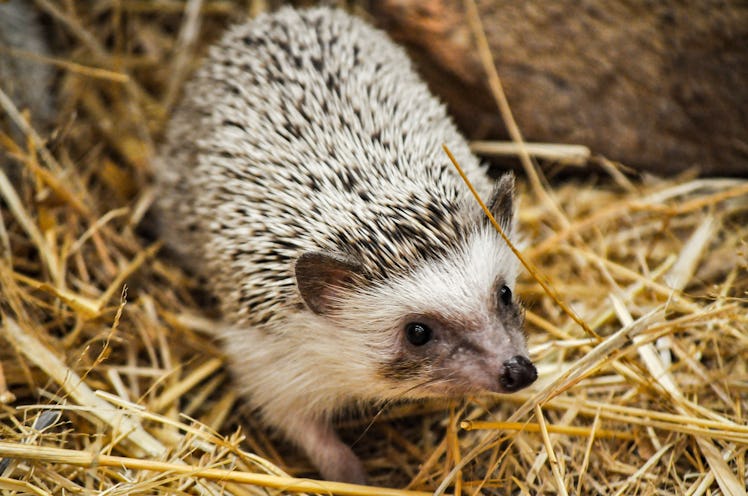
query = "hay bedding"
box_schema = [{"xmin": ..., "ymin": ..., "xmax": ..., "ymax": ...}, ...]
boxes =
[{"xmin": 0, "ymin": 1, "xmax": 746, "ymax": 494}]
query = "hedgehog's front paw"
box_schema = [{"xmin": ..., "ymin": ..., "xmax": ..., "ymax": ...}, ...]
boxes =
[
  {"xmin": 317, "ymin": 441, "xmax": 367, "ymax": 485},
  {"xmin": 288, "ymin": 416, "xmax": 367, "ymax": 484}
]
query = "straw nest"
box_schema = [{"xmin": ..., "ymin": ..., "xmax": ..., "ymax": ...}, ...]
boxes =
[{"xmin": 1, "ymin": 1, "xmax": 746, "ymax": 495}]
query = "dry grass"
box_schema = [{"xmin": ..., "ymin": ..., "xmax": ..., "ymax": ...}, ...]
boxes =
[{"xmin": 1, "ymin": 1, "xmax": 746, "ymax": 494}]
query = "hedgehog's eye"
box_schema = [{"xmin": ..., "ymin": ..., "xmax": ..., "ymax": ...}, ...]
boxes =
[
  {"xmin": 499, "ymin": 285, "xmax": 512, "ymax": 306},
  {"xmin": 405, "ymin": 322, "xmax": 432, "ymax": 346}
]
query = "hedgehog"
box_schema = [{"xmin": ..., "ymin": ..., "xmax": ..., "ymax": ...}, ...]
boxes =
[{"xmin": 154, "ymin": 6, "xmax": 537, "ymax": 483}]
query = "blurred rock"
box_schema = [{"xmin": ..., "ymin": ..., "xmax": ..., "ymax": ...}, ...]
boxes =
[
  {"xmin": 0, "ymin": 0, "xmax": 55, "ymax": 185},
  {"xmin": 0, "ymin": 0, "xmax": 55, "ymax": 138},
  {"xmin": 370, "ymin": 0, "xmax": 748, "ymax": 176}
]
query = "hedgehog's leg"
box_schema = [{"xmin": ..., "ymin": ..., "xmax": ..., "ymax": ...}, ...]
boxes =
[{"xmin": 286, "ymin": 415, "xmax": 367, "ymax": 484}]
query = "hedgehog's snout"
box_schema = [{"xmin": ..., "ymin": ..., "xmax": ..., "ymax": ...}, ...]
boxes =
[{"xmin": 499, "ymin": 355, "xmax": 537, "ymax": 392}]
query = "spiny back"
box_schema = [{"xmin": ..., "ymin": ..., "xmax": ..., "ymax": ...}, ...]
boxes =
[{"xmin": 156, "ymin": 7, "xmax": 486, "ymax": 326}]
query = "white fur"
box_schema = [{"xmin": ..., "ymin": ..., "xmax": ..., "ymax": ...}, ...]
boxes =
[{"xmin": 221, "ymin": 225, "xmax": 523, "ymax": 423}]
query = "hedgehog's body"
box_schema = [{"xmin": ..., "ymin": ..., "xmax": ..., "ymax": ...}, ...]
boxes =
[{"xmin": 156, "ymin": 7, "xmax": 536, "ymax": 483}]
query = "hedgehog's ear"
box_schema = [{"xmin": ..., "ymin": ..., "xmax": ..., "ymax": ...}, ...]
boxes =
[
  {"xmin": 295, "ymin": 251, "xmax": 366, "ymax": 316},
  {"xmin": 484, "ymin": 172, "xmax": 515, "ymax": 232}
]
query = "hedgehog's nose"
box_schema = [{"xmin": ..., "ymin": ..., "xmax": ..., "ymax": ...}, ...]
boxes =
[{"xmin": 500, "ymin": 356, "xmax": 537, "ymax": 392}]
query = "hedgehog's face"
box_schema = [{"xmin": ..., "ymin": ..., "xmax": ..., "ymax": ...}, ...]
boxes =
[
  {"xmin": 376, "ymin": 267, "xmax": 534, "ymax": 398},
  {"xmin": 362, "ymin": 225, "xmax": 535, "ymax": 399},
  {"xmin": 294, "ymin": 173, "xmax": 537, "ymax": 400}
]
